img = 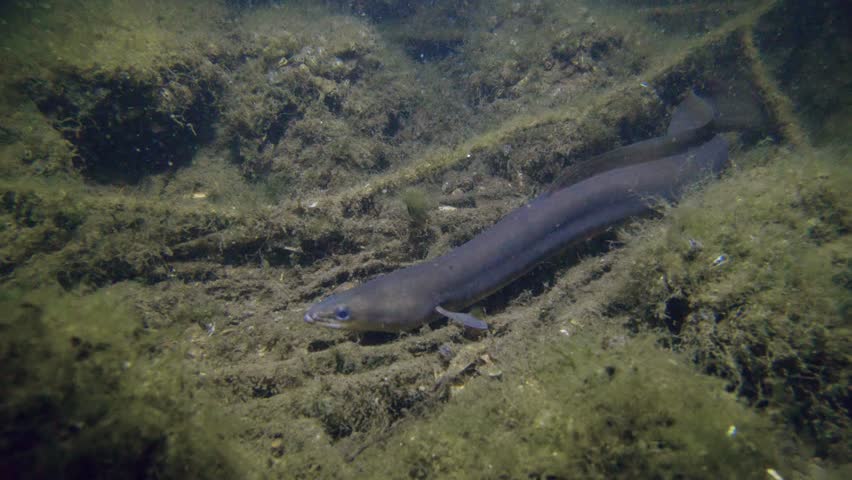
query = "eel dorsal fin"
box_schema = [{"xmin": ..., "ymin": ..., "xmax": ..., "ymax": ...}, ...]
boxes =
[
  {"xmin": 545, "ymin": 91, "xmax": 718, "ymax": 195},
  {"xmin": 667, "ymin": 90, "xmax": 717, "ymax": 136}
]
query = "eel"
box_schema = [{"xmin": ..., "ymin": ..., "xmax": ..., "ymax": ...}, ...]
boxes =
[{"xmin": 304, "ymin": 92, "xmax": 729, "ymax": 332}]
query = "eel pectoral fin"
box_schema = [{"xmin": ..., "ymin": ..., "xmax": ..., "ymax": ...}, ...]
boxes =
[{"xmin": 436, "ymin": 306, "xmax": 488, "ymax": 330}]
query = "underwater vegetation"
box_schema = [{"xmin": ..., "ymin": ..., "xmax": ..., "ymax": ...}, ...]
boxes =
[
  {"xmin": 0, "ymin": 0, "xmax": 849, "ymax": 479},
  {"xmin": 0, "ymin": 286, "xmax": 257, "ymax": 479},
  {"xmin": 615, "ymin": 146, "xmax": 851, "ymax": 460},
  {"xmin": 362, "ymin": 333, "xmax": 786, "ymax": 479}
]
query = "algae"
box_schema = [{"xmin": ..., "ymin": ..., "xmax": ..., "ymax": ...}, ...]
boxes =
[
  {"xmin": 0, "ymin": 286, "xmax": 257, "ymax": 479},
  {"xmin": 360, "ymin": 332, "xmax": 786, "ymax": 479},
  {"xmin": 612, "ymin": 145, "xmax": 852, "ymax": 460},
  {"xmin": 399, "ymin": 187, "xmax": 434, "ymax": 227}
]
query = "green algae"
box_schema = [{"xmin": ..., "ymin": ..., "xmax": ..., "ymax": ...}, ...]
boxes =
[
  {"xmin": 0, "ymin": 0, "xmax": 228, "ymax": 80},
  {"xmin": 0, "ymin": 285, "xmax": 258, "ymax": 479},
  {"xmin": 0, "ymin": 174, "xmax": 236, "ymax": 289},
  {"xmin": 610, "ymin": 144, "xmax": 852, "ymax": 460},
  {"xmin": 0, "ymin": 0, "xmax": 231, "ymax": 183},
  {"xmin": 359, "ymin": 333, "xmax": 786, "ymax": 479},
  {"xmin": 400, "ymin": 187, "xmax": 434, "ymax": 227}
]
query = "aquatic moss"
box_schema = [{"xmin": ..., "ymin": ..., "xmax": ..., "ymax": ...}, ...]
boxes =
[
  {"xmin": 0, "ymin": 0, "xmax": 228, "ymax": 80},
  {"xmin": 400, "ymin": 188, "xmax": 434, "ymax": 227},
  {"xmin": 0, "ymin": 175, "xmax": 236, "ymax": 289},
  {"xmin": 614, "ymin": 145, "xmax": 851, "ymax": 460},
  {"xmin": 0, "ymin": 93, "xmax": 75, "ymax": 178},
  {"xmin": 0, "ymin": 0, "xmax": 230, "ymax": 183},
  {"xmin": 0, "ymin": 177, "xmax": 88, "ymax": 282},
  {"xmin": 0, "ymin": 285, "xmax": 257, "ymax": 479},
  {"xmin": 359, "ymin": 332, "xmax": 785, "ymax": 479},
  {"xmin": 220, "ymin": 3, "xmax": 430, "ymax": 191}
]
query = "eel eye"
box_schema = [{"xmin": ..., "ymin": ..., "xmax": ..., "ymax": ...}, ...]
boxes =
[{"xmin": 335, "ymin": 306, "xmax": 350, "ymax": 321}]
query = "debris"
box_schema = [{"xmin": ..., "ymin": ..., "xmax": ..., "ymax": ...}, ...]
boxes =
[
  {"xmin": 766, "ymin": 468, "xmax": 783, "ymax": 480},
  {"xmin": 712, "ymin": 254, "xmax": 729, "ymax": 267}
]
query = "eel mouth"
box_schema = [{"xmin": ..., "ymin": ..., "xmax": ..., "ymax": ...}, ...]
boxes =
[{"xmin": 303, "ymin": 312, "xmax": 343, "ymax": 329}]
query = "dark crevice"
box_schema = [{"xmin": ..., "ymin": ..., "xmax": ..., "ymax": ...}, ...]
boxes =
[{"xmin": 27, "ymin": 72, "xmax": 218, "ymax": 184}]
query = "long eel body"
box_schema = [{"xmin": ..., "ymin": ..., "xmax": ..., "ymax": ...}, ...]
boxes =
[{"xmin": 304, "ymin": 93, "xmax": 729, "ymax": 332}]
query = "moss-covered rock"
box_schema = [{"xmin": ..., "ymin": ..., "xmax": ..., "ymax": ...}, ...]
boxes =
[
  {"xmin": 0, "ymin": 286, "xmax": 257, "ymax": 479},
  {"xmin": 360, "ymin": 333, "xmax": 786, "ymax": 479},
  {"xmin": 0, "ymin": 0, "xmax": 232, "ymax": 183},
  {"xmin": 613, "ymin": 145, "xmax": 851, "ymax": 460}
]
